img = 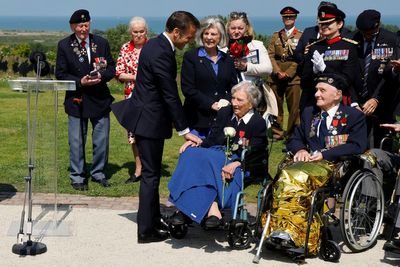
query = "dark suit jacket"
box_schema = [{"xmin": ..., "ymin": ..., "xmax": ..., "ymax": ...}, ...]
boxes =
[
  {"xmin": 111, "ymin": 34, "xmax": 187, "ymax": 139},
  {"xmin": 287, "ymin": 104, "xmax": 367, "ymax": 162},
  {"xmin": 294, "ymin": 25, "xmax": 353, "ymax": 65},
  {"xmin": 181, "ymin": 48, "xmax": 237, "ymax": 129},
  {"xmin": 352, "ymin": 29, "xmax": 399, "ymax": 108},
  {"xmin": 55, "ymin": 33, "xmax": 115, "ymax": 118}
]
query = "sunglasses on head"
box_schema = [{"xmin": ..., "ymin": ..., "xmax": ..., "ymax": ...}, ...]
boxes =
[{"xmin": 230, "ymin": 12, "xmax": 247, "ymax": 19}]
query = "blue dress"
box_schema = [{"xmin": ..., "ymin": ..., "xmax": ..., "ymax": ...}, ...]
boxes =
[{"xmin": 168, "ymin": 146, "xmax": 242, "ymax": 224}]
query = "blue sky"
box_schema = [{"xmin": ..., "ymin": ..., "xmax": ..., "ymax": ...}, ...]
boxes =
[{"xmin": 1, "ymin": 0, "xmax": 399, "ymax": 17}]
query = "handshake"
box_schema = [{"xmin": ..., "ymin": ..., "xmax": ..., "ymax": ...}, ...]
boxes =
[{"xmin": 311, "ymin": 50, "xmax": 326, "ymax": 74}]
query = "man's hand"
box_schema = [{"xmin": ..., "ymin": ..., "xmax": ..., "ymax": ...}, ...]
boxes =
[
  {"xmin": 362, "ymin": 98, "xmax": 378, "ymax": 115},
  {"xmin": 81, "ymin": 74, "xmax": 101, "ymax": 86},
  {"xmin": 277, "ymin": 71, "xmax": 289, "ymax": 80},
  {"xmin": 380, "ymin": 123, "xmax": 400, "ymax": 132},
  {"xmin": 293, "ymin": 149, "xmax": 311, "ymax": 162},
  {"xmin": 310, "ymin": 151, "xmax": 323, "ymax": 161},
  {"xmin": 221, "ymin": 161, "xmax": 241, "ymax": 181},
  {"xmin": 183, "ymin": 132, "xmax": 202, "ymax": 146},
  {"xmin": 311, "ymin": 50, "xmax": 326, "ymax": 73},
  {"xmin": 390, "ymin": 59, "xmax": 400, "ymax": 73}
]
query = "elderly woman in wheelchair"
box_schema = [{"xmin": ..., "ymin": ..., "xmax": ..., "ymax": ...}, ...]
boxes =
[
  {"xmin": 254, "ymin": 73, "xmax": 384, "ymax": 262},
  {"xmin": 168, "ymin": 81, "xmax": 268, "ymax": 237}
]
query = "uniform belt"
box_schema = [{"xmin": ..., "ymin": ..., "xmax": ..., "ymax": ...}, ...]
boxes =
[{"xmin": 274, "ymin": 55, "xmax": 294, "ymax": 62}]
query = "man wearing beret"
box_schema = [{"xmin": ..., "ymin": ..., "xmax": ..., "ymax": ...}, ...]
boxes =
[
  {"xmin": 268, "ymin": 6, "xmax": 302, "ymax": 141},
  {"xmin": 56, "ymin": 9, "xmax": 116, "ymax": 191},
  {"xmin": 352, "ymin": 9, "xmax": 400, "ymax": 148},
  {"xmin": 287, "ymin": 73, "xmax": 367, "ymax": 163}
]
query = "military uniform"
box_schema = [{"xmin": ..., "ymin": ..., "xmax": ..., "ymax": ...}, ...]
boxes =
[{"xmin": 268, "ymin": 27, "xmax": 302, "ymax": 138}]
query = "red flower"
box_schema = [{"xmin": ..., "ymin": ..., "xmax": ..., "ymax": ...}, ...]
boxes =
[
  {"xmin": 332, "ymin": 119, "xmax": 339, "ymax": 127},
  {"xmin": 341, "ymin": 117, "xmax": 347, "ymax": 124},
  {"xmin": 229, "ymin": 40, "xmax": 249, "ymax": 59},
  {"xmin": 239, "ymin": 130, "xmax": 245, "ymax": 138}
]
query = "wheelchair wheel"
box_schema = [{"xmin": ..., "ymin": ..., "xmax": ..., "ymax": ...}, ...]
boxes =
[
  {"xmin": 169, "ymin": 223, "xmax": 188, "ymax": 239},
  {"xmin": 227, "ymin": 220, "xmax": 252, "ymax": 250},
  {"xmin": 319, "ymin": 240, "xmax": 341, "ymax": 262},
  {"xmin": 340, "ymin": 169, "xmax": 384, "ymax": 252}
]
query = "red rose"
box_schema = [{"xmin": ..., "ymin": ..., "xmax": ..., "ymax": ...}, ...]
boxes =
[{"xmin": 239, "ymin": 130, "xmax": 245, "ymax": 138}]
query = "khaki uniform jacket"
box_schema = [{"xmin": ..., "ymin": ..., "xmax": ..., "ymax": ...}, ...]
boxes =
[{"xmin": 268, "ymin": 28, "xmax": 302, "ymax": 85}]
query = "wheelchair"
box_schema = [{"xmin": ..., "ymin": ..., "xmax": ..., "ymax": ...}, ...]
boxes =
[{"xmin": 252, "ymin": 152, "xmax": 385, "ymax": 263}]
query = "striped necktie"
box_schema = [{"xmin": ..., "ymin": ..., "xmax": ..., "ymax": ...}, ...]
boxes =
[{"xmin": 361, "ymin": 41, "xmax": 372, "ymax": 99}]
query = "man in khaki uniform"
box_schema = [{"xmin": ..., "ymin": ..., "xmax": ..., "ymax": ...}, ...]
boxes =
[{"xmin": 268, "ymin": 6, "xmax": 302, "ymax": 140}]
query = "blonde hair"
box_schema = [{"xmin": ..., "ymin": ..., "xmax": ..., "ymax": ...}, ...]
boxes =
[{"xmin": 226, "ymin": 12, "xmax": 255, "ymax": 39}]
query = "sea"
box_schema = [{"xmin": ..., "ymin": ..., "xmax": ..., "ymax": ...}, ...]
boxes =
[{"xmin": 0, "ymin": 15, "xmax": 398, "ymax": 35}]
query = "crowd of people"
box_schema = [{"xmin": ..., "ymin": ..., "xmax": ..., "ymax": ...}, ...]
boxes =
[{"xmin": 55, "ymin": 1, "xmax": 400, "ymax": 253}]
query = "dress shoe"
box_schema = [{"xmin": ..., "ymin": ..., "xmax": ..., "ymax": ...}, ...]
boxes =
[
  {"xmin": 204, "ymin": 215, "xmax": 222, "ymax": 229},
  {"xmin": 92, "ymin": 178, "xmax": 111, "ymax": 187},
  {"xmin": 71, "ymin": 183, "xmax": 88, "ymax": 191},
  {"xmin": 138, "ymin": 230, "xmax": 169, "ymax": 244},
  {"xmin": 384, "ymin": 239, "xmax": 400, "ymax": 254},
  {"xmin": 171, "ymin": 211, "xmax": 189, "ymax": 225},
  {"xmin": 125, "ymin": 174, "xmax": 141, "ymax": 184}
]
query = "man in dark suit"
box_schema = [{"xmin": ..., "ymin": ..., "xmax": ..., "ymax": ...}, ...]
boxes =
[
  {"xmin": 287, "ymin": 73, "xmax": 367, "ymax": 163},
  {"xmin": 112, "ymin": 11, "xmax": 201, "ymax": 243},
  {"xmin": 56, "ymin": 9, "xmax": 115, "ymax": 191},
  {"xmin": 352, "ymin": 9, "xmax": 400, "ymax": 148}
]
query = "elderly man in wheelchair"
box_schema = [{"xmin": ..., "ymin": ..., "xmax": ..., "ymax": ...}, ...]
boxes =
[{"xmin": 254, "ymin": 73, "xmax": 385, "ymax": 262}]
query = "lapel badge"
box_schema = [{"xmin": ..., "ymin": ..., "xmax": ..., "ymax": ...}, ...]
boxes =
[{"xmin": 79, "ymin": 57, "xmax": 84, "ymax": 63}]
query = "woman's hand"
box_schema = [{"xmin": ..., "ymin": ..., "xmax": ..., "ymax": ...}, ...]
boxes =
[
  {"xmin": 234, "ymin": 58, "xmax": 247, "ymax": 71},
  {"xmin": 211, "ymin": 102, "xmax": 220, "ymax": 111},
  {"xmin": 179, "ymin": 140, "xmax": 199, "ymax": 154},
  {"xmin": 221, "ymin": 161, "xmax": 241, "ymax": 181}
]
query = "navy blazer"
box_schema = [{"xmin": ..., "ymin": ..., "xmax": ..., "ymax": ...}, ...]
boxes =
[
  {"xmin": 56, "ymin": 34, "xmax": 115, "ymax": 118},
  {"xmin": 111, "ymin": 34, "xmax": 187, "ymax": 139},
  {"xmin": 287, "ymin": 104, "xmax": 367, "ymax": 162},
  {"xmin": 181, "ymin": 48, "xmax": 237, "ymax": 129}
]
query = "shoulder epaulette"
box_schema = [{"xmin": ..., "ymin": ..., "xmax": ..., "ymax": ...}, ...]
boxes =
[
  {"xmin": 342, "ymin": 37, "xmax": 358, "ymax": 45},
  {"xmin": 309, "ymin": 38, "xmax": 324, "ymax": 46}
]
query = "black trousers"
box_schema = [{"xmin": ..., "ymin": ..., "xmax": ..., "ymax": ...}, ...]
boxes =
[{"xmin": 136, "ymin": 135, "xmax": 165, "ymax": 235}]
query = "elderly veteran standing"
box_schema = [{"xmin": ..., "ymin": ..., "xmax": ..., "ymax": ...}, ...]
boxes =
[
  {"xmin": 265, "ymin": 73, "xmax": 367, "ymax": 254},
  {"xmin": 181, "ymin": 16, "xmax": 237, "ymax": 139},
  {"xmin": 300, "ymin": 5, "xmax": 361, "ymax": 113},
  {"xmin": 115, "ymin": 17, "xmax": 149, "ymax": 184},
  {"xmin": 268, "ymin": 6, "xmax": 302, "ymax": 140},
  {"xmin": 56, "ymin": 9, "xmax": 115, "ymax": 191},
  {"xmin": 352, "ymin": 10, "xmax": 400, "ymax": 148},
  {"xmin": 111, "ymin": 11, "xmax": 201, "ymax": 243}
]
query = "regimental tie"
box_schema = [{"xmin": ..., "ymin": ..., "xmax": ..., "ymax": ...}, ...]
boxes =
[
  {"xmin": 81, "ymin": 40, "xmax": 86, "ymax": 49},
  {"xmin": 361, "ymin": 41, "xmax": 372, "ymax": 99},
  {"xmin": 319, "ymin": 111, "xmax": 329, "ymax": 147}
]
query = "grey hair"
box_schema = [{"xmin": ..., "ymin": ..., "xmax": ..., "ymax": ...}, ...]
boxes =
[
  {"xmin": 128, "ymin": 16, "xmax": 148, "ymax": 32},
  {"xmin": 231, "ymin": 80, "xmax": 261, "ymax": 108},
  {"xmin": 195, "ymin": 16, "xmax": 228, "ymax": 48}
]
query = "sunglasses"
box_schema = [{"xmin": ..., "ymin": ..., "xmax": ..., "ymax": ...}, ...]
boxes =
[{"xmin": 230, "ymin": 12, "xmax": 247, "ymax": 19}]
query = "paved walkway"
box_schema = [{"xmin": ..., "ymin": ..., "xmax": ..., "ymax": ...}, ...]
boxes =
[{"xmin": 0, "ymin": 191, "xmax": 399, "ymax": 266}]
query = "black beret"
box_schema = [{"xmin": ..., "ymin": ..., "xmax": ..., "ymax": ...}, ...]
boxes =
[
  {"xmin": 69, "ymin": 9, "xmax": 91, "ymax": 24},
  {"xmin": 356, "ymin": 9, "xmax": 381, "ymax": 31},
  {"xmin": 317, "ymin": 5, "xmax": 346, "ymax": 24},
  {"xmin": 280, "ymin": 6, "xmax": 299, "ymax": 16},
  {"xmin": 316, "ymin": 73, "xmax": 349, "ymax": 91}
]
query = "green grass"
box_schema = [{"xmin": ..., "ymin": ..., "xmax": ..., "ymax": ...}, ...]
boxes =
[{"xmin": 0, "ymin": 78, "xmax": 287, "ymax": 201}]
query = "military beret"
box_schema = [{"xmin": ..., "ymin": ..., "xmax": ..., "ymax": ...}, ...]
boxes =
[
  {"xmin": 317, "ymin": 5, "xmax": 346, "ymax": 24},
  {"xmin": 316, "ymin": 73, "xmax": 348, "ymax": 91},
  {"xmin": 280, "ymin": 6, "xmax": 299, "ymax": 17},
  {"xmin": 69, "ymin": 9, "xmax": 91, "ymax": 24},
  {"xmin": 356, "ymin": 9, "xmax": 381, "ymax": 31}
]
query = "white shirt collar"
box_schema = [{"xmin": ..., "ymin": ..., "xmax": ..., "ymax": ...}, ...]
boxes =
[
  {"xmin": 324, "ymin": 104, "xmax": 340, "ymax": 118},
  {"xmin": 231, "ymin": 109, "xmax": 254, "ymax": 125},
  {"xmin": 162, "ymin": 32, "xmax": 175, "ymax": 52},
  {"xmin": 285, "ymin": 26, "xmax": 295, "ymax": 37},
  {"xmin": 76, "ymin": 35, "xmax": 89, "ymax": 46}
]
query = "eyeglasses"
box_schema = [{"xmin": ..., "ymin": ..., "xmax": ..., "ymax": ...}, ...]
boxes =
[{"xmin": 230, "ymin": 12, "xmax": 247, "ymax": 19}]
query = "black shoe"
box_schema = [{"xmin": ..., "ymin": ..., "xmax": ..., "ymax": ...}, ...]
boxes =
[
  {"xmin": 72, "ymin": 183, "xmax": 88, "ymax": 191},
  {"xmin": 171, "ymin": 211, "xmax": 186, "ymax": 225},
  {"xmin": 204, "ymin": 215, "xmax": 222, "ymax": 229},
  {"xmin": 125, "ymin": 174, "xmax": 141, "ymax": 184},
  {"xmin": 138, "ymin": 230, "xmax": 169, "ymax": 244},
  {"xmin": 384, "ymin": 239, "xmax": 400, "ymax": 253},
  {"xmin": 92, "ymin": 178, "xmax": 110, "ymax": 187}
]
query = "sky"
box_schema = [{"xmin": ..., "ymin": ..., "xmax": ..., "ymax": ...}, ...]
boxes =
[{"xmin": 1, "ymin": 0, "xmax": 399, "ymax": 17}]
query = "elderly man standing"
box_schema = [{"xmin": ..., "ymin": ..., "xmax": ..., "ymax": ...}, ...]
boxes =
[
  {"xmin": 287, "ymin": 73, "xmax": 367, "ymax": 162},
  {"xmin": 56, "ymin": 9, "xmax": 115, "ymax": 191},
  {"xmin": 112, "ymin": 11, "xmax": 201, "ymax": 243},
  {"xmin": 268, "ymin": 6, "xmax": 302, "ymax": 141}
]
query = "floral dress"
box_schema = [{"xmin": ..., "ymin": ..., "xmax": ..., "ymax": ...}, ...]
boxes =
[{"xmin": 116, "ymin": 40, "xmax": 143, "ymax": 143}]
